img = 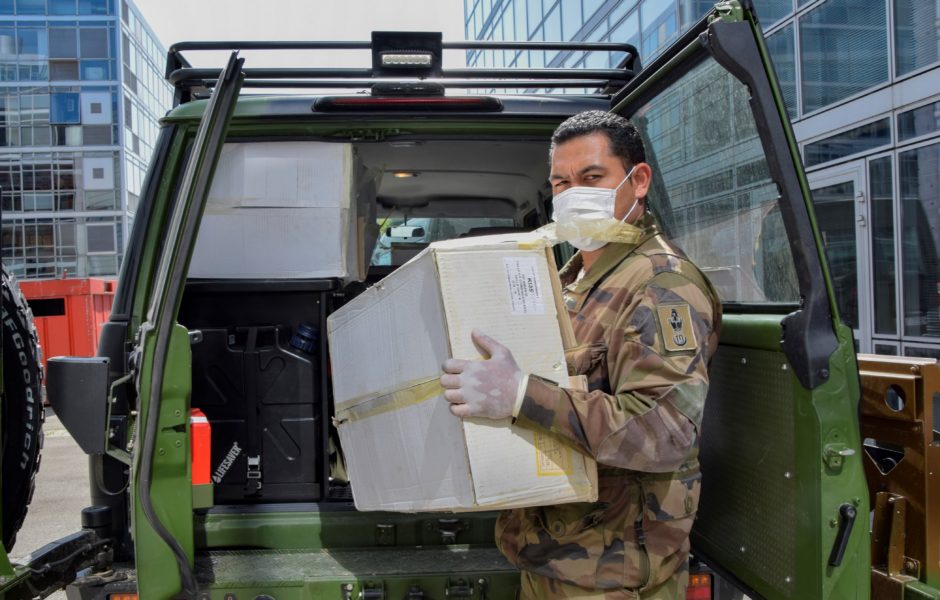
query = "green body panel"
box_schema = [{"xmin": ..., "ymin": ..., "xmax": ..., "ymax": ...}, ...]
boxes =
[
  {"xmin": 695, "ymin": 319, "xmax": 869, "ymax": 600},
  {"xmin": 129, "ymin": 131, "xmax": 192, "ymax": 335},
  {"xmin": 907, "ymin": 580, "xmax": 940, "ymax": 600},
  {"xmin": 193, "ymin": 546, "xmax": 517, "ymax": 600},
  {"xmin": 197, "ymin": 510, "xmax": 500, "ymax": 550},
  {"xmin": 132, "ymin": 324, "xmax": 195, "ymax": 599}
]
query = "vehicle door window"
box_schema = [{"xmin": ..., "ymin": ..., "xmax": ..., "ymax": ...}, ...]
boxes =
[{"xmin": 632, "ymin": 57, "xmax": 800, "ymax": 305}]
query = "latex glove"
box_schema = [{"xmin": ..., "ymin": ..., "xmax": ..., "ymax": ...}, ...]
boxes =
[{"xmin": 440, "ymin": 329, "xmax": 523, "ymax": 419}]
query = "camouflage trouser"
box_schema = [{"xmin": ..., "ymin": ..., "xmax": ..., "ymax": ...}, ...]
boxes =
[{"xmin": 519, "ymin": 565, "xmax": 688, "ymax": 599}]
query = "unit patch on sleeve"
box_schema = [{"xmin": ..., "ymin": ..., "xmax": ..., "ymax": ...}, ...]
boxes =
[{"xmin": 656, "ymin": 304, "xmax": 698, "ymax": 353}]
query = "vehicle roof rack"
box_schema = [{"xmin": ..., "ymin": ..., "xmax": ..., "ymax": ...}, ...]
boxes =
[{"xmin": 165, "ymin": 33, "xmax": 640, "ymax": 106}]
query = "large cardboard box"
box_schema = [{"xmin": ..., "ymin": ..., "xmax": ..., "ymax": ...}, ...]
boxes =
[
  {"xmin": 189, "ymin": 142, "xmax": 373, "ymax": 282},
  {"xmin": 328, "ymin": 233, "xmax": 598, "ymax": 512}
]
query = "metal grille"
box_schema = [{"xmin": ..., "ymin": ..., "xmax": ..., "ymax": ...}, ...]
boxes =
[{"xmin": 693, "ymin": 345, "xmax": 798, "ymax": 597}]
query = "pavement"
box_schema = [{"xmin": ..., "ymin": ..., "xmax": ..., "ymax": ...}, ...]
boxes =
[{"xmin": 10, "ymin": 409, "xmax": 92, "ymax": 600}]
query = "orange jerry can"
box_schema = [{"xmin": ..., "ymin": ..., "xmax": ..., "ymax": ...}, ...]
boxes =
[{"xmin": 190, "ymin": 408, "xmax": 213, "ymax": 509}]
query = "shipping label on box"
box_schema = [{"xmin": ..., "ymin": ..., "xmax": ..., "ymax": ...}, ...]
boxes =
[{"xmin": 328, "ymin": 233, "xmax": 597, "ymax": 512}]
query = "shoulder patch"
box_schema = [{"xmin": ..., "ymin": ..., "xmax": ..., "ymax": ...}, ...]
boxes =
[{"xmin": 656, "ymin": 304, "xmax": 698, "ymax": 353}]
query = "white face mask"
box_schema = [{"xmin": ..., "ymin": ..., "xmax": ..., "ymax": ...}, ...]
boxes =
[{"xmin": 551, "ymin": 166, "xmax": 639, "ymax": 251}]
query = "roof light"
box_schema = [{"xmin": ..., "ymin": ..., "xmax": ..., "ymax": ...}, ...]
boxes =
[
  {"xmin": 393, "ymin": 171, "xmax": 419, "ymax": 178},
  {"xmin": 380, "ymin": 52, "xmax": 433, "ymax": 68}
]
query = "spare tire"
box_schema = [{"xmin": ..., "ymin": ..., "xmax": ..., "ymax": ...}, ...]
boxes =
[{"xmin": 1, "ymin": 264, "xmax": 44, "ymax": 552}]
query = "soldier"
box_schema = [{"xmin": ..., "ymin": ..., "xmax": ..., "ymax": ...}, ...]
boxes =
[{"xmin": 440, "ymin": 110, "xmax": 722, "ymax": 599}]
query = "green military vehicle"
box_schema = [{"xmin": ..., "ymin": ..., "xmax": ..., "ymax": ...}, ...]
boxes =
[{"xmin": 1, "ymin": 1, "xmax": 937, "ymax": 598}]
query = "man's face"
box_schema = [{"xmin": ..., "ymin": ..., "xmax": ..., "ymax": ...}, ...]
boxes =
[{"xmin": 549, "ymin": 131, "xmax": 651, "ymax": 222}]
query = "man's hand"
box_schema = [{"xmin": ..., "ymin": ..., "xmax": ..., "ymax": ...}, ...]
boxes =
[{"xmin": 440, "ymin": 329, "xmax": 523, "ymax": 419}]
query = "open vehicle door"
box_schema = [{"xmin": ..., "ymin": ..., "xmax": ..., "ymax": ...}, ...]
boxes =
[
  {"xmin": 607, "ymin": 2, "xmax": 869, "ymax": 599},
  {"xmin": 129, "ymin": 51, "xmax": 244, "ymax": 598}
]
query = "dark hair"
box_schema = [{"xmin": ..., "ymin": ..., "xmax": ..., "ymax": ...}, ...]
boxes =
[{"xmin": 550, "ymin": 110, "xmax": 646, "ymax": 168}]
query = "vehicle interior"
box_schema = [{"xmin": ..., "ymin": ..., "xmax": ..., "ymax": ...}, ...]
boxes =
[{"xmin": 177, "ymin": 136, "xmax": 554, "ymax": 506}]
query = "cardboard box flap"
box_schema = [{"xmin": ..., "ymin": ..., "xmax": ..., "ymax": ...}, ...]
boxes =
[
  {"xmin": 335, "ymin": 381, "xmax": 475, "ymax": 512},
  {"xmin": 328, "ymin": 249, "xmax": 449, "ymax": 410}
]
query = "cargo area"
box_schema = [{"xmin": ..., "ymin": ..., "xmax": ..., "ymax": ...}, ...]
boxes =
[{"xmin": 176, "ymin": 136, "xmax": 553, "ymax": 509}]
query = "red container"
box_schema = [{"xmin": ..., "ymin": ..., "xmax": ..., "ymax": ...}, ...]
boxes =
[
  {"xmin": 19, "ymin": 277, "xmax": 116, "ymax": 373},
  {"xmin": 190, "ymin": 408, "xmax": 211, "ymax": 486}
]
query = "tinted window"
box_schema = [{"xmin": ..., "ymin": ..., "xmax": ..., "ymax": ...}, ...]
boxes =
[{"xmin": 632, "ymin": 57, "xmax": 799, "ymax": 304}]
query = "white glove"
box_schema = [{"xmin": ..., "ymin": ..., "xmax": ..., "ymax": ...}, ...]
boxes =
[{"xmin": 440, "ymin": 329, "xmax": 523, "ymax": 419}]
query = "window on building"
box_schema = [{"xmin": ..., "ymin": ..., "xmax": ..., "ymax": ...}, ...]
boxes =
[
  {"xmin": 50, "ymin": 27, "xmax": 78, "ymax": 58},
  {"xmin": 803, "ymin": 118, "xmax": 891, "ymax": 167},
  {"xmin": 900, "ymin": 142, "xmax": 940, "ymax": 338},
  {"xmin": 14, "ymin": 0, "xmax": 44, "ymax": 14},
  {"xmin": 80, "ymin": 59, "xmax": 109, "ymax": 80},
  {"xmin": 800, "ymin": 0, "xmax": 888, "ymax": 114},
  {"xmin": 583, "ymin": 0, "xmax": 603, "ymax": 20},
  {"xmin": 640, "ymin": 0, "xmax": 678, "ymax": 59},
  {"xmin": 609, "ymin": 11, "xmax": 639, "ymax": 64},
  {"xmin": 894, "ymin": 0, "xmax": 940, "ymax": 76},
  {"xmin": 49, "ymin": 0, "xmax": 76, "ymax": 13},
  {"xmin": 77, "ymin": 0, "xmax": 109, "ymax": 15},
  {"xmin": 50, "ymin": 92, "xmax": 80, "ymax": 124},
  {"xmin": 79, "ymin": 28, "xmax": 109, "ymax": 58},
  {"xmin": 561, "ymin": 0, "xmax": 582, "ymax": 39},
  {"xmin": 86, "ymin": 222, "xmax": 116, "ymax": 253},
  {"xmin": 766, "ymin": 23, "xmax": 796, "ymax": 119},
  {"xmin": 526, "ymin": 0, "xmax": 542, "ymax": 36},
  {"xmin": 898, "ymin": 100, "xmax": 940, "ymax": 142},
  {"xmin": 16, "ymin": 27, "xmax": 47, "ymax": 59},
  {"xmin": 869, "ymin": 156, "xmax": 897, "ymax": 336},
  {"xmin": 50, "ymin": 60, "xmax": 79, "ymax": 80}
]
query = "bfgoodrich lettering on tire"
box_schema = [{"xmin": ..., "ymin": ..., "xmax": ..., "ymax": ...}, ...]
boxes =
[{"xmin": 1, "ymin": 264, "xmax": 44, "ymax": 552}]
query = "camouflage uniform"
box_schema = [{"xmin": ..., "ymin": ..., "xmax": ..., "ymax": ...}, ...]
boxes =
[{"xmin": 497, "ymin": 213, "xmax": 722, "ymax": 599}]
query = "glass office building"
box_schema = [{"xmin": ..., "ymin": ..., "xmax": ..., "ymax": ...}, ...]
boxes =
[
  {"xmin": 465, "ymin": 0, "xmax": 940, "ymax": 357},
  {"xmin": 0, "ymin": 0, "xmax": 171, "ymax": 279}
]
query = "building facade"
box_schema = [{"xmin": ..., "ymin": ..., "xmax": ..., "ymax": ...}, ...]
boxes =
[
  {"xmin": 465, "ymin": 0, "xmax": 940, "ymax": 358},
  {"xmin": 0, "ymin": 0, "xmax": 171, "ymax": 280}
]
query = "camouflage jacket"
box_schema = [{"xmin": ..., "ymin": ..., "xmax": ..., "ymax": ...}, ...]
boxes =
[{"xmin": 496, "ymin": 213, "xmax": 722, "ymax": 592}]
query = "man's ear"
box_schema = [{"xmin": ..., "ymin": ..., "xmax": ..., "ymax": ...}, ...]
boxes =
[{"xmin": 632, "ymin": 162, "xmax": 652, "ymax": 199}]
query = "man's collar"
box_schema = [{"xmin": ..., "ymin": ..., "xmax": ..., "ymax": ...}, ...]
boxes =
[{"xmin": 560, "ymin": 212, "xmax": 660, "ymax": 293}]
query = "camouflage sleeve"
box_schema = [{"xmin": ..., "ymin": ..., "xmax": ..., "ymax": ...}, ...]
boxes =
[{"xmin": 513, "ymin": 271, "xmax": 717, "ymax": 473}]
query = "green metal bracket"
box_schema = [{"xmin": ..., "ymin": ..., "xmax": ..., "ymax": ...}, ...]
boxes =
[
  {"xmin": 711, "ymin": 0, "xmax": 744, "ymax": 24},
  {"xmin": 824, "ymin": 442, "xmax": 856, "ymax": 471}
]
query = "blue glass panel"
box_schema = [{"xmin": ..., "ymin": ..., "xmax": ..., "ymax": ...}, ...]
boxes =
[
  {"xmin": 77, "ymin": 0, "xmax": 109, "ymax": 15},
  {"xmin": 49, "ymin": 0, "xmax": 75, "ymax": 13},
  {"xmin": 50, "ymin": 93, "xmax": 80, "ymax": 124},
  {"xmin": 752, "ymin": 0, "xmax": 791, "ymax": 28},
  {"xmin": 799, "ymin": 0, "xmax": 887, "ymax": 113},
  {"xmin": 901, "ymin": 143, "xmax": 940, "ymax": 337},
  {"xmin": 640, "ymin": 0, "xmax": 677, "ymax": 59},
  {"xmin": 766, "ymin": 23, "xmax": 796, "ymax": 119},
  {"xmin": 527, "ymin": 0, "xmax": 543, "ymax": 35},
  {"xmin": 0, "ymin": 0, "xmax": 13, "ymax": 13},
  {"xmin": 869, "ymin": 156, "xmax": 896, "ymax": 335},
  {"xmin": 560, "ymin": 0, "xmax": 581, "ymax": 39},
  {"xmin": 583, "ymin": 0, "xmax": 603, "ymax": 20},
  {"xmin": 898, "ymin": 100, "xmax": 940, "ymax": 142},
  {"xmin": 15, "ymin": 0, "xmax": 43, "ymax": 14},
  {"xmin": 895, "ymin": 0, "xmax": 939, "ymax": 76},
  {"xmin": 803, "ymin": 118, "xmax": 890, "ymax": 167},
  {"xmin": 80, "ymin": 59, "xmax": 108, "ymax": 80}
]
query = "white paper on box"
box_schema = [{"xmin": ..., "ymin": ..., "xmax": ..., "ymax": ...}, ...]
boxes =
[
  {"xmin": 327, "ymin": 236, "xmax": 597, "ymax": 512},
  {"xmin": 188, "ymin": 142, "xmax": 366, "ymax": 281},
  {"xmin": 503, "ymin": 256, "xmax": 545, "ymax": 315}
]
